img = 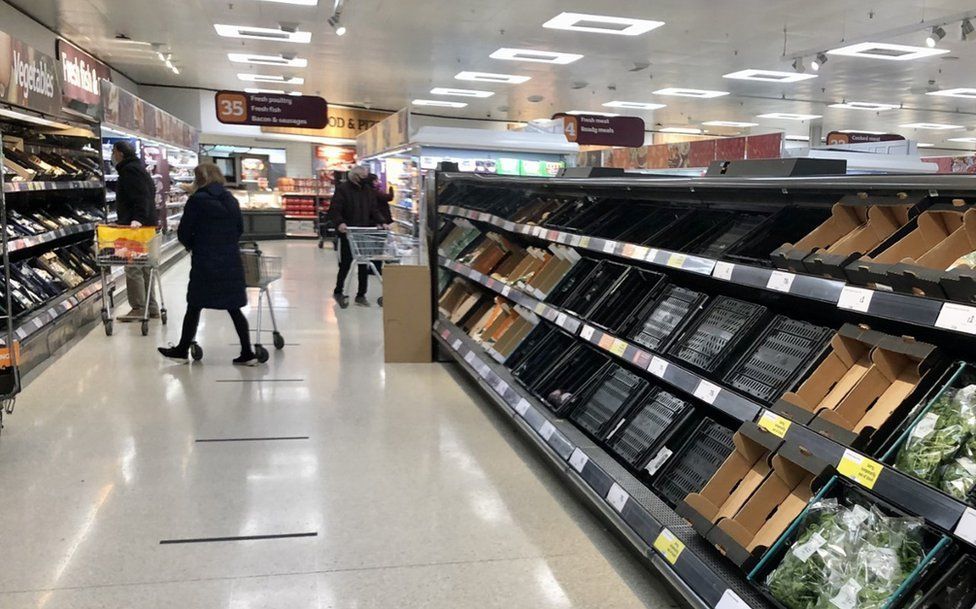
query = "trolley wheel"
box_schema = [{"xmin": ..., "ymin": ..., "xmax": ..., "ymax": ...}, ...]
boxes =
[
  {"xmin": 104, "ymin": 321, "xmax": 113, "ymax": 336},
  {"xmin": 160, "ymin": 309, "xmax": 168, "ymax": 325},
  {"xmin": 255, "ymin": 345, "xmax": 270, "ymax": 363},
  {"xmin": 100, "ymin": 308, "xmax": 110, "ymax": 323},
  {"xmin": 318, "ymin": 239, "xmax": 324, "ymax": 249},
  {"xmin": 141, "ymin": 320, "xmax": 149, "ymax": 336},
  {"xmin": 273, "ymin": 332, "xmax": 285, "ymax": 350},
  {"xmin": 377, "ymin": 296, "xmax": 383, "ymax": 307},
  {"xmin": 190, "ymin": 343, "xmax": 204, "ymax": 361}
]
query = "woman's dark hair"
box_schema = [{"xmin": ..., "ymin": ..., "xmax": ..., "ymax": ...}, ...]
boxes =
[{"xmin": 112, "ymin": 140, "xmax": 137, "ymax": 159}]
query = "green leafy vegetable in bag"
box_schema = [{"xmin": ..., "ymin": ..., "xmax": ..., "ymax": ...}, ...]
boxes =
[{"xmin": 895, "ymin": 386, "xmax": 976, "ymax": 485}]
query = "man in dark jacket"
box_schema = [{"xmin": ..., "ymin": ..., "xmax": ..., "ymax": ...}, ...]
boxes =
[
  {"xmin": 111, "ymin": 141, "xmax": 159, "ymax": 321},
  {"xmin": 329, "ymin": 165, "xmax": 389, "ymax": 308}
]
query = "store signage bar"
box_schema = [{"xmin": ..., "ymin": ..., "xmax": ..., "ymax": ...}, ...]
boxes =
[
  {"xmin": 825, "ymin": 131, "xmax": 905, "ymax": 145},
  {"xmin": 0, "ymin": 30, "xmax": 62, "ymax": 116},
  {"xmin": 57, "ymin": 39, "xmax": 110, "ymax": 113},
  {"xmin": 558, "ymin": 113, "xmax": 645, "ymax": 147},
  {"xmin": 215, "ymin": 90, "xmax": 328, "ymax": 129}
]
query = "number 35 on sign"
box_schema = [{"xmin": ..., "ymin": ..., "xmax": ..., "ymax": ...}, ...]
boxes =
[{"xmin": 216, "ymin": 92, "xmax": 249, "ymax": 124}]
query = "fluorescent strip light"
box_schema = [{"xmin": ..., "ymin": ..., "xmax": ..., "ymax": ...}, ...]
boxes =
[
  {"xmin": 785, "ymin": 135, "xmax": 810, "ymax": 141},
  {"xmin": 490, "ymin": 48, "xmax": 583, "ymax": 65},
  {"xmin": 723, "ymin": 69, "xmax": 817, "ymax": 83},
  {"xmin": 566, "ymin": 110, "xmax": 619, "ymax": 117},
  {"xmin": 900, "ymin": 122, "xmax": 963, "ymax": 130},
  {"xmin": 946, "ymin": 137, "xmax": 976, "ymax": 143},
  {"xmin": 412, "ymin": 99, "xmax": 468, "ymax": 108},
  {"xmin": 659, "ymin": 127, "xmax": 702, "ymax": 134},
  {"xmin": 455, "ymin": 71, "xmax": 530, "ymax": 84},
  {"xmin": 827, "ymin": 42, "xmax": 949, "ymax": 61},
  {"xmin": 430, "ymin": 87, "xmax": 495, "ymax": 98},
  {"xmin": 703, "ymin": 120, "xmax": 759, "ymax": 127},
  {"xmin": 238, "ymin": 74, "xmax": 305, "ymax": 84},
  {"xmin": 653, "ymin": 87, "xmax": 729, "ymax": 98},
  {"xmin": 228, "ymin": 53, "xmax": 308, "ymax": 67},
  {"xmin": 602, "ymin": 101, "xmax": 666, "ymax": 110},
  {"xmin": 927, "ymin": 88, "xmax": 976, "ymax": 99},
  {"xmin": 0, "ymin": 107, "xmax": 71, "ymax": 129},
  {"xmin": 214, "ymin": 24, "xmax": 311, "ymax": 43},
  {"xmin": 757, "ymin": 112, "xmax": 822, "ymax": 121},
  {"xmin": 837, "ymin": 129, "xmax": 887, "ymax": 134},
  {"xmin": 542, "ymin": 12, "xmax": 664, "ymax": 36},
  {"xmin": 916, "ymin": 143, "xmax": 935, "ymax": 147},
  {"xmin": 244, "ymin": 88, "xmax": 287, "ymax": 94},
  {"xmin": 260, "ymin": 0, "xmax": 317, "ymax": 4},
  {"xmin": 828, "ymin": 101, "xmax": 900, "ymax": 111}
]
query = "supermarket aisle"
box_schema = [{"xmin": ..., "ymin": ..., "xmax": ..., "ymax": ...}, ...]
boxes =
[{"xmin": 0, "ymin": 241, "xmax": 678, "ymax": 609}]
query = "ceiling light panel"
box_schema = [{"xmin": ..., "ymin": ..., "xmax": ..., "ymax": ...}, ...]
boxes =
[
  {"xmin": 260, "ymin": 0, "xmax": 317, "ymax": 4},
  {"xmin": 542, "ymin": 12, "xmax": 664, "ymax": 36},
  {"xmin": 430, "ymin": 87, "xmax": 494, "ymax": 98},
  {"xmin": 490, "ymin": 48, "xmax": 583, "ymax": 64},
  {"xmin": 838, "ymin": 129, "xmax": 887, "ymax": 134},
  {"xmin": 602, "ymin": 101, "xmax": 666, "ymax": 110},
  {"xmin": 566, "ymin": 110, "xmax": 619, "ymax": 117},
  {"xmin": 758, "ymin": 112, "xmax": 822, "ymax": 120},
  {"xmin": 244, "ymin": 88, "xmax": 287, "ymax": 94},
  {"xmin": 947, "ymin": 137, "xmax": 976, "ymax": 143},
  {"xmin": 703, "ymin": 120, "xmax": 759, "ymax": 127},
  {"xmin": 828, "ymin": 101, "xmax": 900, "ymax": 111},
  {"xmin": 928, "ymin": 88, "xmax": 976, "ymax": 99},
  {"xmin": 238, "ymin": 73, "xmax": 305, "ymax": 84},
  {"xmin": 827, "ymin": 42, "xmax": 949, "ymax": 61},
  {"xmin": 455, "ymin": 71, "xmax": 531, "ymax": 84},
  {"xmin": 214, "ymin": 24, "xmax": 311, "ymax": 43},
  {"xmin": 900, "ymin": 122, "xmax": 963, "ymax": 130},
  {"xmin": 228, "ymin": 53, "xmax": 308, "ymax": 67},
  {"xmin": 412, "ymin": 99, "xmax": 467, "ymax": 108},
  {"xmin": 653, "ymin": 87, "xmax": 729, "ymax": 98},
  {"xmin": 660, "ymin": 127, "xmax": 702, "ymax": 134},
  {"xmin": 723, "ymin": 69, "xmax": 817, "ymax": 83},
  {"xmin": 785, "ymin": 135, "xmax": 811, "ymax": 141},
  {"xmin": 916, "ymin": 143, "xmax": 935, "ymax": 147}
]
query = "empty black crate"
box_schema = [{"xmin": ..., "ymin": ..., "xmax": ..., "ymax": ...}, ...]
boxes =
[
  {"xmin": 690, "ymin": 212, "xmax": 770, "ymax": 259},
  {"xmin": 505, "ymin": 323, "xmax": 558, "ymax": 373},
  {"xmin": 726, "ymin": 207, "xmax": 832, "ymax": 265},
  {"xmin": 628, "ymin": 285, "xmax": 708, "ymax": 353},
  {"xmin": 723, "ymin": 316, "xmax": 834, "ymax": 404},
  {"xmin": 569, "ymin": 366, "xmax": 650, "ymax": 439},
  {"xmin": 652, "ymin": 418, "xmax": 737, "ymax": 507},
  {"xmin": 546, "ymin": 258, "xmax": 598, "ymax": 308},
  {"xmin": 617, "ymin": 206, "xmax": 691, "ymax": 246},
  {"xmin": 531, "ymin": 345, "xmax": 610, "ymax": 414},
  {"xmin": 647, "ymin": 209, "xmax": 735, "ymax": 252},
  {"xmin": 588, "ymin": 268, "xmax": 668, "ymax": 333},
  {"xmin": 608, "ymin": 388, "xmax": 695, "ymax": 471},
  {"xmin": 589, "ymin": 203, "xmax": 662, "ymax": 240},
  {"xmin": 511, "ymin": 326, "xmax": 576, "ymax": 383},
  {"xmin": 543, "ymin": 199, "xmax": 614, "ymax": 232},
  {"xmin": 560, "ymin": 260, "xmax": 630, "ymax": 319},
  {"xmin": 668, "ymin": 296, "xmax": 769, "ymax": 374}
]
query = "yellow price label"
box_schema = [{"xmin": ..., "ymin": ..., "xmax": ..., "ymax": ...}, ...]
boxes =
[
  {"xmin": 667, "ymin": 253, "xmax": 687, "ymax": 268},
  {"xmin": 653, "ymin": 528, "xmax": 686, "ymax": 565},
  {"xmin": 579, "ymin": 236, "xmax": 591, "ymax": 248},
  {"xmin": 598, "ymin": 334, "xmax": 615, "ymax": 350},
  {"xmin": 534, "ymin": 302, "xmax": 547, "ymax": 315},
  {"xmin": 757, "ymin": 410, "xmax": 792, "ymax": 439},
  {"xmin": 610, "ymin": 339, "xmax": 628, "ymax": 357},
  {"xmin": 837, "ymin": 449, "xmax": 883, "ymax": 490}
]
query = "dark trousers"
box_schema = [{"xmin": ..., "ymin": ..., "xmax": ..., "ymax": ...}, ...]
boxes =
[
  {"xmin": 177, "ymin": 306, "xmax": 252, "ymax": 354},
  {"xmin": 335, "ymin": 235, "xmax": 382, "ymax": 296}
]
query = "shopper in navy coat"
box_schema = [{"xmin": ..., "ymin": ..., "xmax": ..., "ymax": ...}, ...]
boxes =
[{"xmin": 158, "ymin": 163, "xmax": 257, "ymax": 366}]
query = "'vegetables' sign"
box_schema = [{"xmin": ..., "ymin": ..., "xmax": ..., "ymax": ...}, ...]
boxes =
[
  {"xmin": 215, "ymin": 90, "xmax": 328, "ymax": 129},
  {"xmin": 557, "ymin": 113, "xmax": 645, "ymax": 148},
  {"xmin": 0, "ymin": 31, "xmax": 61, "ymax": 116}
]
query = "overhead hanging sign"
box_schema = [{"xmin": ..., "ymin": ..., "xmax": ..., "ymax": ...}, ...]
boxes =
[
  {"xmin": 356, "ymin": 108, "xmax": 411, "ymax": 158},
  {"xmin": 102, "ymin": 80, "xmax": 199, "ymax": 150},
  {"xmin": 826, "ymin": 131, "xmax": 905, "ymax": 145},
  {"xmin": 556, "ymin": 113, "xmax": 645, "ymax": 148},
  {"xmin": 57, "ymin": 39, "xmax": 110, "ymax": 113},
  {"xmin": 0, "ymin": 31, "xmax": 62, "ymax": 116},
  {"xmin": 263, "ymin": 106, "xmax": 389, "ymax": 140},
  {"xmin": 215, "ymin": 90, "xmax": 329, "ymax": 129}
]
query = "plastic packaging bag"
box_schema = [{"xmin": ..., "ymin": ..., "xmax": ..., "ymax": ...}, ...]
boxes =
[
  {"xmin": 895, "ymin": 386, "xmax": 976, "ymax": 484},
  {"xmin": 939, "ymin": 436, "xmax": 976, "ymax": 501}
]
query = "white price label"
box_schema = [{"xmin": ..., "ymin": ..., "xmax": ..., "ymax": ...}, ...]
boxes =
[
  {"xmin": 713, "ymin": 261, "xmax": 735, "ymax": 281},
  {"xmin": 493, "ymin": 378, "xmax": 509, "ymax": 395},
  {"xmin": 569, "ymin": 448, "xmax": 589, "ymax": 473},
  {"xmin": 694, "ymin": 379, "xmax": 721, "ymax": 405},
  {"xmin": 603, "ymin": 240, "xmax": 617, "ymax": 254},
  {"xmin": 580, "ymin": 324, "xmax": 596, "ymax": 341},
  {"xmin": 539, "ymin": 421, "xmax": 556, "ymax": 441},
  {"xmin": 464, "ymin": 351, "xmax": 476, "ymax": 364},
  {"xmin": 556, "ymin": 312, "xmax": 568, "ymax": 327},
  {"xmin": 955, "ymin": 507, "xmax": 976, "ymax": 546},
  {"xmin": 645, "ymin": 447, "xmax": 673, "ymax": 475},
  {"xmin": 838, "ymin": 286, "xmax": 874, "ymax": 313},
  {"xmin": 936, "ymin": 303, "xmax": 976, "ymax": 335},
  {"xmin": 632, "ymin": 245, "xmax": 650, "ymax": 260},
  {"xmin": 501, "ymin": 286, "xmax": 511, "ymax": 297},
  {"xmin": 452, "ymin": 339, "xmax": 462, "ymax": 350},
  {"xmin": 515, "ymin": 399, "xmax": 530, "ymax": 416},
  {"xmin": 570, "ymin": 235, "xmax": 582, "ymax": 247},
  {"xmin": 716, "ymin": 590, "xmax": 751, "ymax": 609},
  {"xmin": 767, "ymin": 270, "xmax": 796, "ymax": 293},
  {"xmin": 645, "ymin": 248, "xmax": 659, "ymax": 262},
  {"xmin": 478, "ymin": 364, "xmax": 491, "ymax": 378},
  {"xmin": 648, "ymin": 356, "xmax": 669, "ymax": 378},
  {"xmin": 606, "ymin": 482, "xmax": 629, "ymax": 513}
]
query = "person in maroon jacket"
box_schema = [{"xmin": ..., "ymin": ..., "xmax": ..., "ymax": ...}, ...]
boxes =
[{"xmin": 328, "ymin": 166, "xmax": 389, "ymax": 308}]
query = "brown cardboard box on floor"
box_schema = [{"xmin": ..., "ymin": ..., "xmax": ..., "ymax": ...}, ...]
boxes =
[{"xmin": 383, "ymin": 265, "xmax": 433, "ymax": 363}]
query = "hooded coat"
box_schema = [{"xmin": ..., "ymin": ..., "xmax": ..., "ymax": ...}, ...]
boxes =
[{"xmin": 177, "ymin": 183, "xmax": 247, "ymax": 310}]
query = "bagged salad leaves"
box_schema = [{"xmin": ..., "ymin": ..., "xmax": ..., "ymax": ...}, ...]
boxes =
[
  {"xmin": 895, "ymin": 385, "xmax": 976, "ymax": 486},
  {"xmin": 766, "ymin": 499, "xmax": 926, "ymax": 609},
  {"xmin": 939, "ymin": 435, "xmax": 976, "ymax": 501}
]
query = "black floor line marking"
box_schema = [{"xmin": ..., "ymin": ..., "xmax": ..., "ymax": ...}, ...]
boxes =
[
  {"xmin": 195, "ymin": 436, "xmax": 309, "ymax": 443},
  {"xmin": 159, "ymin": 532, "xmax": 318, "ymax": 545},
  {"xmin": 215, "ymin": 379, "xmax": 305, "ymax": 383}
]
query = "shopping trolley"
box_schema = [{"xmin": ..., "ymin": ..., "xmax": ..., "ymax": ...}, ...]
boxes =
[
  {"xmin": 95, "ymin": 225, "xmax": 167, "ymax": 337},
  {"xmin": 240, "ymin": 242, "xmax": 284, "ymax": 363},
  {"xmin": 343, "ymin": 227, "xmax": 419, "ymax": 306}
]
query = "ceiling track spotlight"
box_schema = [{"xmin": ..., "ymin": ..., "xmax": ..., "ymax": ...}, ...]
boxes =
[
  {"xmin": 963, "ymin": 18, "xmax": 975, "ymax": 41},
  {"xmin": 792, "ymin": 57, "xmax": 805, "ymax": 73},
  {"xmin": 811, "ymin": 52, "xmax": 828, "ymax": 71},
  {"xmin": 329, "ymin": 0, "xmax": 347, "ymax": 36},
  {"xmin": 926, "ymin": 25, "xmax": 947, "ymax": 48}
]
